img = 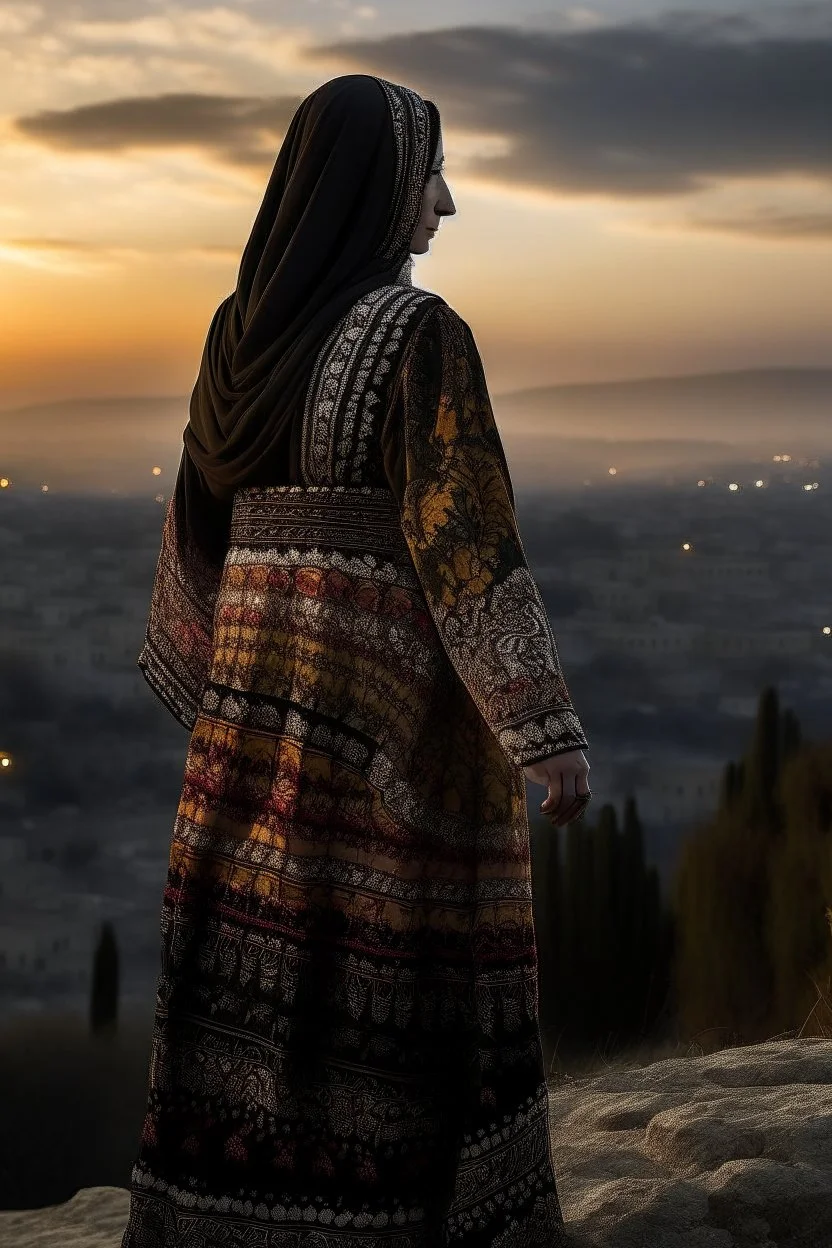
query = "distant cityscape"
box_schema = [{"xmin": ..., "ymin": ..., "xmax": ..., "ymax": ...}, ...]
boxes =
[{"xmin": 1, "ymin": 450, "xmax": 831, "ymax": 1021}]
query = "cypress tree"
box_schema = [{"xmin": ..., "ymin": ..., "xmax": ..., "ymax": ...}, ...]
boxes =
[
  {"xmin": 529, "ymin": 817, "xmax": 557, "ymax": 1031},
  {"xmin": 562, "ymin": 819, "xmax": 590, "ymax": 1040},
  {"xmin": 780, "ymin": 707, "xmax": 803, "ymax": 763},
  {"xmin": 739, "ymin": 686, "xmax": 783, "ymax": 835},
  {"xmin": 541, "ymin": 793, "xmax": 675, "ymax": 1060},
  {"xmin": 671, "ymin": 695, "xmax": 822, "ymax": 1046},
  {"xmin": 545, "ymin": 821, "xmax": 564, "ymax": 1033},
  {"xmin": 671, "ymin": 819, "xmax": 737, "ymax": 1045},
  {"xmin": 641, "ymin": 864, "xmax": 663, "ymax": 1034},
  {"xmin": 589, "ymin": 806, "xmax": 619, "ymax": 1042},
  {"xmin": 90, "ymin": 920, "xmax": 119, "ymax": 1035},
  {"xmin": 620, "ymin": 796, "xmax": 648, "ymax": 1036},
  {"xmin": 719, "ymin": 760, "xmax": 739, "ymax": 811},
  {"xmin": 766, "ymin": 742, "xmax": 832, "ymax": 1034}
]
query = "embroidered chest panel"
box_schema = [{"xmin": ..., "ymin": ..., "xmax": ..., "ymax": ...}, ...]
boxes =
[{"xmin": 300, "ymin": 283, "xmax": 441, "ymax": 486}]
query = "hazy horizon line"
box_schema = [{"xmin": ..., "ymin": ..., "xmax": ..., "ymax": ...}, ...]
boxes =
[{"xmin": 2, "ymin": 361, "xmax": 832, "ymax": 416}]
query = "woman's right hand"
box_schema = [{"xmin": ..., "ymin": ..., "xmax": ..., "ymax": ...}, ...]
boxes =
[{"xmin": 522, "ymin": 748, "xmax": 591, "ymax": 827}]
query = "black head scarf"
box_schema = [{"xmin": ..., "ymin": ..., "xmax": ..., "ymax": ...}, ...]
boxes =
[{"xmin": 179, "ymin": 74, "xmax": 441, "ymax": 568}]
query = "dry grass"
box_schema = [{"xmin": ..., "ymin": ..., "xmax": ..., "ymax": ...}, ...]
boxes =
[{"xmin": 543, "ymin": 918, "xmax": 832, "ymax": 1089}]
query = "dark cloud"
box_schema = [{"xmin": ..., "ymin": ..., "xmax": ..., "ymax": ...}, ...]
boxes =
[
  {"xmin": 648, "ymin": 1, "xmax": 832, "ymax": 42},
  {"xmin": 302, "ymin": 10, "xmax": 832, "ymax": 197},
  {"xmin": 13, "ymin": 92, "xmax": 303, "ymax": 170},
  {"xmin": 11, "ymin": 6, "xmax": 832, "ymax": 206}
]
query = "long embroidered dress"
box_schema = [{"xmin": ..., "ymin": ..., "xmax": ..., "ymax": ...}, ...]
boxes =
[{"xmin": 121, "ymin": 274, "xmax": 588, "ymax": 1247}]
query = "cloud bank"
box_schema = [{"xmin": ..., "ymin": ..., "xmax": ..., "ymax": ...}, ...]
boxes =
[{"xmin": 9, "ymin": 4, "xmax": 832, "ymax": 235}]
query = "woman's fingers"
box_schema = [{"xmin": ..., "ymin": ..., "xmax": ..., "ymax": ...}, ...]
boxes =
[
  {"xmin": 541, "ymin": 769, "xmax": 591, "ymax": 826},
  {"xmin": 540, "ymin": 771, "xmax": 564, "ymax": 814},
  {"xmin": 533, "ymin": 754, "xmax": 592, "ymax": 827},
  {"xmin": 542, "ymin": 770, "xmax": 575, "ymax": 817}
]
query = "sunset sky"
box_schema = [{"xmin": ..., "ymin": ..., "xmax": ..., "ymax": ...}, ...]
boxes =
[{"xmin": 0, "ymin": 0, "xmax": 830, "ymax": 413}]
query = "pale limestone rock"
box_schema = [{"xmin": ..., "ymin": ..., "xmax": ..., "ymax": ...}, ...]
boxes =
[
  {"xmin": 548, "ymin": 1037, "xmax": 832, "ymax": 1247},
  {"xmin": 0, "ymin": 1186, "xmax": 129, "ymax": 1247},
  {"xmin": 0, "ymin": 1039, "xmax": 829, "ymax": 1247}
]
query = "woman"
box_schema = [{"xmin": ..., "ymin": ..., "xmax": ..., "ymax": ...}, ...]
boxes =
[{"xmin": 122, "ymin": 73, "xmax": 591, "ymax": 1247}]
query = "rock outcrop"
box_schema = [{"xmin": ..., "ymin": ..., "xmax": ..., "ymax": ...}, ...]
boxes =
[{"xmin": 1, "ymin": 1038, "xmax": 830, "ymax": 1247}]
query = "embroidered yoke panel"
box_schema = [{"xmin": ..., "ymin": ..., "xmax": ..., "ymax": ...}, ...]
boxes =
[{"xmin": 299, "ymin": 281, "xmax": 442, "ymax": 487}]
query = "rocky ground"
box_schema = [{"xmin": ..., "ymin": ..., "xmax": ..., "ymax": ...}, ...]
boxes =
[{"xmin": 0, "ymin": 1037, "xmax": 830, "ymax": 1247}]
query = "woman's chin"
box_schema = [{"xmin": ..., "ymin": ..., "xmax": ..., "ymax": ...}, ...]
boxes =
[{"xmin": 409, "ymin": 235, "xmax": 431, "ymax": 255}]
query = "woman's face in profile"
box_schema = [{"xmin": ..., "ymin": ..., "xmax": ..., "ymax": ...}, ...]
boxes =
[{"xmin": 410, "ymin": 127, "xmax": 456, "ymax": 255}]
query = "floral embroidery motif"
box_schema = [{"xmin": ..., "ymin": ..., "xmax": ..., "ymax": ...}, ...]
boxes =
[{"xmin": 395, "ymin": 302, "xmax": 588, "ymax": 767}]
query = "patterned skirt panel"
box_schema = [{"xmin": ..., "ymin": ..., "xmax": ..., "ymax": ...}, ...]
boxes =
[{"xmin": 121, "ymin": 484, "xmax": 568, "ymax": 1247}]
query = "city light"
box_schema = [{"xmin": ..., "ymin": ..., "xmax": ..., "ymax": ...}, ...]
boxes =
[
  {"xmin": 697, "ymin": 480, "xmax": 706, "ymax": 487},
  {"xmin": 41, "ymin": 484, "xmax": 49, "ymax": 492},
  {"xmin": 152, "ymin": 466, "xmax": 162, "ymax": 476},
  {"xmin": 728, "ymin": 483, "xmax": 740, "ymax": 491},
  {"xmin": 755, "ymin": 480, "xmax": 765, "ymax": 488},
  {"xmin": 824, "ymin": 627, "xmax": 831, "ymax": 636},
  {"xmin": 682, "ymin": 543, "xmax": 692, "ymax": 551},
  {"xmin": 0, "ymin": 754, "xmax": 11, "ymax": 769},
  {"xmin": 608, "ymin": 467, "xmax": 617, "ymax": 476},
  {"xmin": 0, "ymin": 478, "xmax": 9, "ymax": 489}
]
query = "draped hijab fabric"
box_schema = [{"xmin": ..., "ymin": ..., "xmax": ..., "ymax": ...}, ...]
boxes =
[{"xmin": 179, "ymin": 74, "xmax": 440, "ymax": 568}]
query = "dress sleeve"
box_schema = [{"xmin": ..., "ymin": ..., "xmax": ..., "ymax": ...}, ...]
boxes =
[{"xmin": 381, "ymin": 301, "xmax": 589, "ymax": 768}]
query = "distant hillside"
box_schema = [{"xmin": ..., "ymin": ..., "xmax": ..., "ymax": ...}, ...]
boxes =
[
  {"xmin": 494, "ymin": 367, "xmax": 832, "ymax": 446},
  {"xmin": 0, "ymin": 367, "xmax": 829, "ymax": 494}
]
